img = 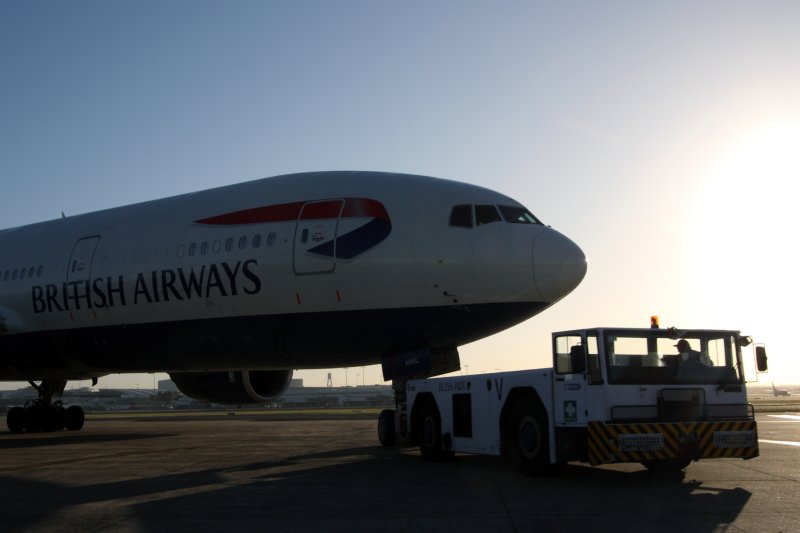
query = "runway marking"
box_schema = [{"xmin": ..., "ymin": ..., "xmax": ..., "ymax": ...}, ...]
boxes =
[
  {"xmin": 759, "ymin": 439, "xmax": 800, "ymax": 447},
  {"xmin": 767, "ymin": 414, "xmax": 800, "ymax": 421}
]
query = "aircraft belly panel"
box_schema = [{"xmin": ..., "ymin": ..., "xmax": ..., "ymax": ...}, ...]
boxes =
[{"xmin": 0, "ymin": 301, "xmax": 546, "ymax": 379}]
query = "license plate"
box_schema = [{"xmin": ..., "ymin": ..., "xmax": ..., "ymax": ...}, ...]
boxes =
[
  {"xmin": 618, "ymin": 433, "xmax": 664, "ymax": 452},
  {"xmin": 713, "ymin": 431, "xmax": 755, "ymax": 448}
]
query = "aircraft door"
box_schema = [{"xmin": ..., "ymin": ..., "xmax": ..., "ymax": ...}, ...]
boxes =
[
  {"xmin": 67, "ymin": 236, "xmax": 101, "ymax": 282},
  {"xmin": 293, "ymin": 200, "xmax": 344, "ymax": 275}
]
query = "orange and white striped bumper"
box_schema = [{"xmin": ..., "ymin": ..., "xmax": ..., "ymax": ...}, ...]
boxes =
[{"xmin": 587, "ymin": 420, "xmax": 759, "ymax": 466}]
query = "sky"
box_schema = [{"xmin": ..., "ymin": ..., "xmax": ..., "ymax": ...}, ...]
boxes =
[{"xmin": 1, "ymin": 1, "xmax": 799, "ymax": 390}]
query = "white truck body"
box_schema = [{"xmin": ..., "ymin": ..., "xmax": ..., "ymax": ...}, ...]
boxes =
[{"xmin": 398, "ymin": 327, "xmax": 762, "ymax": 474}]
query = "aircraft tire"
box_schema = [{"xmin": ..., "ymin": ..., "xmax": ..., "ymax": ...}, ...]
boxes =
[
  {"xmin": 377, "ymin": 409, "xmax": 396, "ymax": 446},
  {"xmin": 40, "ymin": 406, "xmax": 61, "ymax": 432},
  {"xmin": 23, "ymin": 407, "xmax": 41, "ymax": 432},
  {"xmin": 7, "ymin": 406, "xmax": 25, "ymax": 433},
  {"xmin": 507, "ymin": 396, "xmax": 552, "ymax": 476},
  {"xmin": 53, "ymin": 405, "xmax": 67, "ymax": 431},
  {"xmin": 416, "ymin": 400, "xmax": 454, "ymax": 461},
  {"xmin": 65, "ymin": 406, "xmax": 85, "ymax": 431}
]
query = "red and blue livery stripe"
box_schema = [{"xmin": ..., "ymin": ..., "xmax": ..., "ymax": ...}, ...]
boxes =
[{"xmin": 194, "ymin": 197, "xmax": 392, "ymax": 259}]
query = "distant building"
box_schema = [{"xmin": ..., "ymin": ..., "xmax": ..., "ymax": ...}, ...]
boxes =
[
  {"xmin": 277, "ymin": 384, "xmax": 393, "ymax": 407},
  {"xmin": 0, "ymin": 380, "xmax": 393, "ymax": 410}
]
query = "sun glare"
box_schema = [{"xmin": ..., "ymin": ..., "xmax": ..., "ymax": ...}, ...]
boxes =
[{"xmin": 691, "ymin": 120, "xmax": 800, "ymax": 380}]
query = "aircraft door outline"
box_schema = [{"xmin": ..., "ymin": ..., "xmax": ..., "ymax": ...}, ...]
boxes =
[
  {"xmin": 293, "ymin": 200, "xmax": 344, "ymax": 275},
  {"xmin": 67, "ymin": 235, "xmax": 101, "ymax": 282}
]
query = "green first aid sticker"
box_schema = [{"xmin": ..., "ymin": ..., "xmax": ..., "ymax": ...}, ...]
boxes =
[{"xmin": 564, "ymin": 400, "xmax": 577, "ymax": 422}]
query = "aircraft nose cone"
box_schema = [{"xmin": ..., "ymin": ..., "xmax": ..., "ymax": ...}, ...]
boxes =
[{"xmin": 532, "ymin": 229, "xmax": 587, "ymax": 303}]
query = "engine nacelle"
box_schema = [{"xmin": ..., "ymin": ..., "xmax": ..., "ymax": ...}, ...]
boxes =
[{"xmin": 169, "ymin": 370, "xmax": 293, "ymax": 405}]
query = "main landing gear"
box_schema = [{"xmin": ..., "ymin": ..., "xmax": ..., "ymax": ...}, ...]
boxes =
[{"xmin": 6, "ymin": 380, "xmax": 85, "ymax": 433}]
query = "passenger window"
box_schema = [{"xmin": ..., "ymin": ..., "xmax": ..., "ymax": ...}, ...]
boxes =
[
  {"xmin": 239, "ymin": 236, "xmax": 247, "ymax": 250},
  {"xmin": 225, "ymin": 238, "xmax": 234, "ymax": 252},
  {"xmin": 37, "ymin": 265, "xmax": 43, "ymax": 277},
  {"xmin": 200, "ymin": 242, "xmax": 209, "ymax": 255},
  {"xmin": 188, "ymin": 243, "xmax": 197, "ymax": 257},
  {"xmin": 28, "ymin": 267, "xmax": 35, "ymax": 278},
  {"xmin": 449, "ymin": 205, "xmax": 473, "ymax": 228},
  {"xmin": 213, "ymin": 240, "xmax": 221, "ymax": 254},
  {"xmin": 177, "ymin": 245, "xmax": 185, "ymax": 258},
  {"xmin": 252, "ymin": 234, "xmax": 262, "ymax": 248},
  {"xmin": 3, "ymin": 271, "xmax": 7, "ymax": 282},
  {"xmin": 267, "ymin": 232, "xmax": 277, "ymax": 247},
  {"xmin": 20, "ymin": 268, "xmax": 26, "ymax": 280},
  {"xmin": 475, "ymin": 205, "xmax": 502, "ymax": 226},
  {"xmin": 12, "ymin": 269, "xmax": 18, "ymax": 280}
]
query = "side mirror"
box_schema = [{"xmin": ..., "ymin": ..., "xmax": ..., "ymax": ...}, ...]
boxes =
[{"xmin": 756, "ymin": 346, "xmax": 768, "ymax": 372}]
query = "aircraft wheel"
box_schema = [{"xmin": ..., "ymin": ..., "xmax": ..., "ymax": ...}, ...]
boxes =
[
  {"xmin": 507, "ymin": 397, "xmax": 552, "ymax": 476},
  {"xmin": 65, "ymin": 405, "xmax": 85, "ymax": 431},
  {"xmin": 7, "ymin": 406, "xmax": 25, "ymax": 433},
  {"xmin": 53, "ymin": 405, "xmax": 67, "ymax": 431},
  {"xmin": 40, "ymin": 407, "xmax": 57, "ymax": 431},
  {"xmin": 24, "ymin": 406, "xmax": 41, "ymax": 432},
  {"xmin": 377, "ymin": 409, "xmax": 396, "ymax": 446},
  {"xmin": 416, "ymin": 400, "xmax": 454, "ymax": 461}
]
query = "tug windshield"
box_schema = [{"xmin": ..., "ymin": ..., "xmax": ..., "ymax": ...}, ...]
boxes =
[{"xmin": 604, "ymin": 330, "xmax": 742, "ymax": 385}]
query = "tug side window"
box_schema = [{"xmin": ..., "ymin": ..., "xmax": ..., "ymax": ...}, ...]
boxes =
[{"xmin": 587, "ymin": 333, "xmax": 602, "ymax": 384}]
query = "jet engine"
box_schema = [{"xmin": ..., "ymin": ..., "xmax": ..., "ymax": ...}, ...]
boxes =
[{"xmin": 169, "ymin": 370, "xmax": 293, "ymax": 405}]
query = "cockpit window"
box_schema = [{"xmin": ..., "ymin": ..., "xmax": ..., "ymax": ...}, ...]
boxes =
[
  {"xmin": 498, "ymin": 205, "xmax": 541, "ymax": 224},
  {"xmin": 449, "ymin": 205, "xmax": 473, "ymax": 228},
  {"xmin": 475, "ymin": 205, "xmax": 502, "ymax": 226},
  {"xmin": 451, "ymin": 204, "xmax": 542, "ymax": 228}
]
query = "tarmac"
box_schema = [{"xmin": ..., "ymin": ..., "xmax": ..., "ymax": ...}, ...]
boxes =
[{"xmin": 0, "ymin": 411, "xmax": 798, "ymax": 532}]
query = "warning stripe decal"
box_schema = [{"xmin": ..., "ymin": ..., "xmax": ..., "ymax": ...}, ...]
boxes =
[{"xmin": 587, "ymin": 420, "xmax": 759, "ymax": 466}]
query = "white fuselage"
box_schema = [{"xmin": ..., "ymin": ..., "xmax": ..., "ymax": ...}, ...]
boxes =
[{"xmin": 0, "ymin": 171, "xmax": 586, "ymax": 380}]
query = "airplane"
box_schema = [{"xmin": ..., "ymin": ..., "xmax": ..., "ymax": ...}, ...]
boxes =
[
  {"xmin": 772, "ymin": 382, "xmax": 790, "ymax": 397},
  {"xmin": 0, "ymin": 170, "xmax": 586, "ymax": 432}
]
